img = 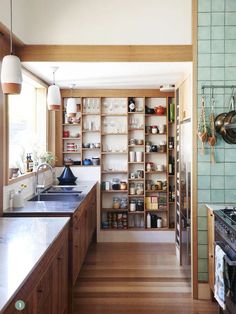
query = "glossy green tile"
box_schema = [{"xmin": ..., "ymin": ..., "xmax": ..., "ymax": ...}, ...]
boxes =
[
  {"xmin": 198, "ymin": 190, "xmax": 211, "ymax": 203},
  {"xmin": 198, "ymin": 217, "xmax": 208, "ymax": 231},
  {"xmin": 211, "ymin": 176, "xmax": 224, "ymax": 189},
  {"xmin": 198, "ymin": 204, "xmax": 208, "ymax": 217},
  {"xmin": 225, "ymin": 40, "xmax": 236, "ymax": 53},
  {"xmin": 212, "ymin": 0, "xmax": 225, "ymax": 12},
  {"xmin": 198, "ymin": 40, "xmax": 211, "ymax": 53},
  {"xmin": 198, "ymin": 245, "xmax": 208, "ymax": 259},
  {"xmin": 198, "ymin": 53, "xmax": 211, "ymax": 66},
  {"xmin": 225, "ymin": 67, "xmax": 236, "ymax": 81},
  {"xmin": 212, "ymin": 12, "xmax": 224, "ymax": 25},
  {"xmin": 198, "ymin": 258, "xmax": 208, "ymax": 273},
  {"xmin": 211, "ymin": 67, "xmax": 225, "ymax": 80},
  {"xmin": 198, "ymin": 176, "xmax": 211, "ymax": 189},
  {"xmin": 226, "ymin": 12, "xmax": 236, "ymax": 26},
  {"xmin": 198, "ymin": 0, "xmax": 211, "ymax": 12},
  {"xmin": 226, "ymin": 0, "xmax": 236, "ymax": 11},
  {"xmin": 211, "ymin": 40, "xmax": 225, "ymax": 53},
  {"xmin": 198, "ymin": 67, "xmax": 211, "ymax": 80},
  {"xmin": 198, "ymin": 149, "xmax": 210, "ymax": 162},
  {"xmin": 225, "ymin": 26, "xmax": 236, "ymax": 40},
  {"xmin": 211, "ymin": 54, "xmax": 225, "ymax": 67},
  {"xmin": 214, "ymin": 148, "xmax": 225, "ymax": 162},
  {"xmin": 198, "ymin": 272, "xmax": 209, "ymax": 282},
  {"xmin": 198, "ymin": 27, "xmax": 211, "ymax": 40},
  {"xmin": 225, "ymin": 176, "xmax": 236, "ymax": 189},
  {"xmin": 211, "ymin": 163, "xmax": 224, "ymax": 175},
  {"xmin": 225, "ymin": 190, "xmax": 236, "ymax": 203},
  {"xmin": 210, "ymin": 189, "xmax": 225, "ymax": 202},
  {"xmin": 198, "ymin": 162, "xmax": 211, "ymax": 176},
  {"xmin": 225, "ymin": 163, "xmax": 236, "ymax": 175},
  {"xmin": 225, "ymin": 149, "xmax": 236, "ymax": 162},
  {"xmin": 198, "ymin": 13, "xmax": 211, "ymax": 26},
  {"xmin": 198, "ymin": 230, "xmax": 208, "ymax": 245},
  {"xmin": 225, "ymin": 54, "xmax": 236, "ymax": 67},
  {"xmin": 212, "ymin": 26, "xmax": 225, "ymax": 40}
]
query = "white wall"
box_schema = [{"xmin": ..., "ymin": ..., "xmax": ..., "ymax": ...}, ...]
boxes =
[{"xmin": 0, "ymin": 0, "xmax": 191, "ymax": 44}]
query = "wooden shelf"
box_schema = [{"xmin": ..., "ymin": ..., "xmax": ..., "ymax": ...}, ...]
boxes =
[
  {"xmin": 82, "ymin": 148, "xmax": 100, "ymax": 151},
  {"xmin": 101, "ymin": 113, "xmax": 127, "ymax": 116},
  {"xmin": 145, "ymin": 114, "xmax": 166, "ymax": 117},
  {"xmin": 102, "ymin": 208, "xmax": 128, "ymax": 211},
  {"xmin": 82, "ymin": 130, "xmax": 100, "ymax": 133},
  {"xmin": 128, "ymin": 211, "xmax": 145, "ymax": 214},
  {"xmin": 145, "ymin": 190, "xmax": 166, "ymax": 193},
  {"xmin": 101, "ymin": 171, "xmax": 128, "ymax": 174},
  {"xmin": 102, "ymin": 190, "xmax": 128, "ymax": 193},
  {"xmin": 62, "ymin": 137, "xmax": 81, "ymax": 140},
  {"xmin": 101, "ymin": 133, "xmax": 128, "ymax": 135},
  {"xmin": 128, "ymin": 144, "xmax": 145, "ymax": 147},
  {"xmin": 145, "ymin": 133, "xmax": 167, "ymax": 135},
  {"xmin": 169, "ymin": 174, "xmax": 175, "ymax": 177},
  {"xmin": 128, "ymin": 195, "xmax": 144, "ymax": 198},
  {"xmin": 128, "ymin": 162, "xmax": 144, "ymax": 164},
  {"xmin": 63, "ymin": 151, "xmax": 81, "ymax": 154},
  {"xmin": 82, "ymin": 113, "xmax": 100, "ymax": 115},
  {"xmin": 128, "ymin": 111, "xmax": 144, "ymax": 114},
  {"xmin": 128, "ymin": 178, "xmax": 144, "ymax": 181},
  {"xmin": 101, "ymin": 152, "xmax": 127, "ymax": 155},
  {"xmin": 145, "ymin": 227, "xmax": 170, "ymax": 231},
  {"xmin": 145, "ymin": 152, "xmax": 166, "ymax": 155},
  {"xmin": 62, "ymin": 123, "xmax": 80, "ymax": 126},
  {"xmin": 145, "ymin": 209, "xmax": 168, "ymax": 212},
  {"xmin": 145, "ymin": 171, "xmax": 166, "ymax": 174},
  {"xmin": 129, "ymin": 128, "xmax": 145, "ymax": 131}
]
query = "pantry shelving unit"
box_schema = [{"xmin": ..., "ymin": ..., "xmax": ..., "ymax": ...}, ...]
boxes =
[{"xmin": 56, "ymin": 90, "xmax": 175, "ymax": 232}]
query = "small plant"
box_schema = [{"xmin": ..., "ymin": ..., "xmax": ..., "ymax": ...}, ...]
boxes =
[
  {"xmin": 18, "ymin": 184, "xmax": 27, "ymax": 193},
  {"xmin": 39, "ymin": 151, "xmax": 57, "ymax": 166}
]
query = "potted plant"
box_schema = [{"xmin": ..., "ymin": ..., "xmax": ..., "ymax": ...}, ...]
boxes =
[{"xmin": 39, "ymin": 151, "xmax": 57, "ymax": 166}]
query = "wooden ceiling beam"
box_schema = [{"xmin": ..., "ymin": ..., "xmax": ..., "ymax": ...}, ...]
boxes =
[{"xmin": 16, "ymin": 45, "xmax": 193, "ymax": 62}]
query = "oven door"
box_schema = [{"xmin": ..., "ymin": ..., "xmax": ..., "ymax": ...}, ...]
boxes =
[{"xmin": 215, "ymin": 239, "xmax": 236, "ymax": 314}]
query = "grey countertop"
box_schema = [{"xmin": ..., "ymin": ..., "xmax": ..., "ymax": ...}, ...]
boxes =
[
  {"xmin": 4, "ymin": 181, "xmax": 97, "ymax": 215},
  {"xmin": 206, "ymin": 204, "xmax": 236, "ymax": 211},
  {"xmin": 0, "ymin": 217, "xmax": 70, "ymax": 313}
]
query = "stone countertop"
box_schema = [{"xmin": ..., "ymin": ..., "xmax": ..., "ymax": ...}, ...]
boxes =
[
  {"xmin": 4, "ymin": 181, "xmax": 97, "ymax": 215},
  {"xmin": 0, "ymin": 217, "xmax": 70, "ymax": 313},
  {"xmin": 205, "ymin": 204, "xmax": 236, "ymax": 211}
]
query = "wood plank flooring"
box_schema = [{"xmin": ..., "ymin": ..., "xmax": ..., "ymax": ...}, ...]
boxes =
[{"xmin": 73, "ymin": 243, "xmax": 218, "ymax": 314}]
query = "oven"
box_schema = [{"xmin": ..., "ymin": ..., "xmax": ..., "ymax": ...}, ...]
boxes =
[{"xmin": 215, "ymin": 216, "xmax": 236, "ymax": 314}]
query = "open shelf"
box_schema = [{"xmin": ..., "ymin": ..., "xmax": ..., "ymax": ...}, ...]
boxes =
[
  {"xmin": 62, "ymin": 137, "xmax": 81, "ymax": 140},
  {"xmin": 102, "ymin": 190, "xmax": 128, "ymax": 193}
]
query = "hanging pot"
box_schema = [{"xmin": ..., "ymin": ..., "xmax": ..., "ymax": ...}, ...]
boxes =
[
  {"xmin": 215, "ymin": 112, "xmax": 227, "ymax": 134},
  {"xmin": 221, "ymin": 94, "xmax": 236, "ymax": 144}
]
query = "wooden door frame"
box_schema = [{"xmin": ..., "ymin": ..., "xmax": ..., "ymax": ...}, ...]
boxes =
[{"xmin": 0, "ymin": 0, "xmax": 199, "ymax": 298}]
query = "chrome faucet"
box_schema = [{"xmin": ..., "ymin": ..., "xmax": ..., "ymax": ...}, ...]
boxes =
[{"xmin": 36, "ymin": 163, "xmax": 54, "ymax": 201}]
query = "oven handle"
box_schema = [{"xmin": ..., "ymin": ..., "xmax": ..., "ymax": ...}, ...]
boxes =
[{"xmin": 215, "ymin": 241, "xmax": 236, "ymax": 266}]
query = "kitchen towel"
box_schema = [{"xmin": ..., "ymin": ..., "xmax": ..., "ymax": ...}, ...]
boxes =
[{"xmin": 214, "ymin": 244, "xmax": 226, "ymax": 310}]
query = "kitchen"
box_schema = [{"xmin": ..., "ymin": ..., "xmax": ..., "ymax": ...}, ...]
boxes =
[{"xmin": 0, "ymin": 0, "xmax": 235, "ymax": 313}]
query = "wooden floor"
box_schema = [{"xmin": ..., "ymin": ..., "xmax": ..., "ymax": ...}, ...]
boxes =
[{"xmin": 73, "ymin": 243, "xmax": 218, "ymax": 314}]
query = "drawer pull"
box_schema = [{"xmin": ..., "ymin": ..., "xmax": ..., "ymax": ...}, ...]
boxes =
[{"xmin": 37, "ymin": 289, "xmax": 43, "ymax": 293}]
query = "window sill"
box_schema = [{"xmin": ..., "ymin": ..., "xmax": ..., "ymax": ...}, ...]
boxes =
[{"xmin": 8, "ymin": 168, "xmax": 49, "ymax": 186}]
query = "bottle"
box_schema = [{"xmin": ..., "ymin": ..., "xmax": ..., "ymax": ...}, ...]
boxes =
[
  {"xmin": 26, "ymin": 153, "xmax": 34, "ymax": 172},
  {"xmin": 168, "ymin": 156, "xmax": 175, "ymax": 175},
  {"xmin": 168, "ymin": 137, "xmax": 174, "ymax": 149},
  {"xmin": 169, "ymin": 102, "xmax": 175, "ymax": 122},
  {"xmin": 147, "ymin": 213, "xmax": 151, "ymax": 228},
  {"xmin": 128, "ymin": 97, "xmax": 136, "ymax": 112},
  {"xmin": 169, "ymin": 185, "xmax": 172, "ymax": 202}
]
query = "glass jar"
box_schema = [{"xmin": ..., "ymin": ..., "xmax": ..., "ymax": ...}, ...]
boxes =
[
  {"xmin": 136, "ymin": 199, "xmax": 144, "ymax": 211},
  {"xmin": 129, "ymin": 183, "xmax": 136, "ymax": 195},
  {"xmin": 120, "ymin": 197, "xmax": 128, "ymax": 209},
  {"xmin": 151, "ymin": 125, "xmax": 158, "ymax": 134},
  {"xmin": 130, "ymin": 199, "xmax": 136, "ymax": 212},
  {"xmin": 136, "ymin": 183, "xmax": 144, "ymax": 195},
  {"xmin": 112, "ymin": 178, "xmax": 120, "ymax": 190},
  {"xmin": 146, "ymin": 180, "xmax": 152, "ymax": 191},
  {"xmin": 120, "ymin": 181, "xmax": 127, "ymax": 190},
  {"xmin": 113, "ymin": 197, "xmax": 120, "ymax": 209}
]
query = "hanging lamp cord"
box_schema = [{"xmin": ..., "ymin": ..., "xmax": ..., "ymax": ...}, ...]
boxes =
[{"xmin": 10, "ymin": 0, "xmax": 13, "ymax": 54}]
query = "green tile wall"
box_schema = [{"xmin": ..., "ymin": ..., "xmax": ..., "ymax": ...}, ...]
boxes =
[{"xmin": 197, "ymin": 0, "xmax": 236, "ymax": 282}]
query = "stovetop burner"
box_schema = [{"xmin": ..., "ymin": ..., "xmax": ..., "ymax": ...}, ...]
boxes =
[{"xmin": 221, "ymin": 208, "xmax": 236, "ymax": 223}]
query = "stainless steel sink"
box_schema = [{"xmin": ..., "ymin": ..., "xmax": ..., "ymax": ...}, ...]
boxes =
[
  {"xmin": 29, "ymin": 194, "xmax": 82, "ymax": 202},
  {"xmin": 45, "ymin": 186, "xmax": 82, "ymax": 194}
]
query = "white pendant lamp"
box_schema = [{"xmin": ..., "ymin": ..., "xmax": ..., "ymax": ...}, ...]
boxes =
[
  {"xmin": 47, "ymin": 67, "xmax": 61, "ymax": 111},
  {"xmin": 67, "ymin": 84, "xmax": 77, "ymax": 117},
  {"xmin": 1, "ymin": 0, "xmax": 22, "ymax": 95}
]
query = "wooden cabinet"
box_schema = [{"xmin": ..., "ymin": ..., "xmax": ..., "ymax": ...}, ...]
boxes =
[
  {"xmin": 208, "ymin": 208, "xmax": 215, "ymax": 292},
  {"xmin": 72, "ymin": 186, "xmax": 96, "ymax": 285},
  {"xmin": 3, "ymin": 225, "xmax": 69, "ymax": 314}
]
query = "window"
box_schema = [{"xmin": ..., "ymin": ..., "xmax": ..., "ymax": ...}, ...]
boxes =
[{"xmin": 8, "ymin": 74, "xmax": 47, "ymax": 174}]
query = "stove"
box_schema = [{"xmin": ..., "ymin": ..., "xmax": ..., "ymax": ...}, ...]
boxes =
[{"xmin": 214, "ymin": 207, "xmax": 236, "ymax": 314}]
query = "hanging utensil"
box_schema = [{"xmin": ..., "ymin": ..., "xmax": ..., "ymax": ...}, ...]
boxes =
[
  {"xmin": 223, "ymin": 88, "xmax": 236, "ymax": 144},
  {"xmin": 208, "ymin": 89, "xmax": 217, "ymax": 163},
  {"xmin": 198, "ymin": 90, "xmax": 208, "ymax": 154}
]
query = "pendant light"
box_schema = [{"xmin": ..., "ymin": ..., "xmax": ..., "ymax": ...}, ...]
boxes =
[
  {"xmin": 1, "ymin": 0, "xmax": 22, "ymax": 94},
  {"xmin": 66, "ymin": 84, "xmax": 77, "ymax": 117},
  {"xmin": 47, "ymin": 67, "xmax": 61, "ymax": 111}
]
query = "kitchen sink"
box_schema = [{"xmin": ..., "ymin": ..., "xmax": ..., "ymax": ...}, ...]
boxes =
[
  {"xmin": 45, "ymin": 186, "xmax": 82, "ymax": 194},
  {"xmin": 29, "ymin": 193, "xmax": 82, "ymax": 202}
]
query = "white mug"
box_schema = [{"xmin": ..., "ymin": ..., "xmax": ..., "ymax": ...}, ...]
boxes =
[
  {"xmin": 129, "ymin": 151, "xmax": 135, "ymax": 162},
  {"xmin": 136, "ymin": 151, "xmax": 143, "ymax": 162},
  {"xmin": 67, "ymin": 143, "xmax": 78, "ymax": 151}
]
